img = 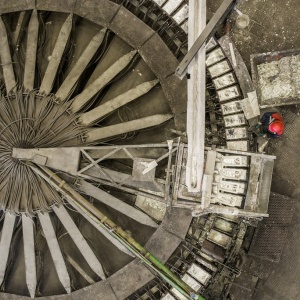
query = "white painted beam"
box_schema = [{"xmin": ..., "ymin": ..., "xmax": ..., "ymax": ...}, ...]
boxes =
[{"xmin": 185, "ymin": 0, "xmax": 206, "ymax": 193}]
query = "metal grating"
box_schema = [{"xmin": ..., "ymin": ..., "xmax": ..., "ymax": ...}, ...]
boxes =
[{"xmin": 248, "ymin": 192, "xmax": 295, "ymax": 262}]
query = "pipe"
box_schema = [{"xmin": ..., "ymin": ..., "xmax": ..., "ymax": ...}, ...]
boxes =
[{"xmin": 29, "ymin": 163, "xmax": 205, "ymax": 300}]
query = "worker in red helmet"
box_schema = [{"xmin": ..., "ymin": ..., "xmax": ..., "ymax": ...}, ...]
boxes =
[{"xmin": 256, "ymin": 112, "xmax": 285, "ymax": 138}]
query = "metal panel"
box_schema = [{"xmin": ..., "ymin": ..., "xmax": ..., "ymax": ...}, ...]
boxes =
[
  {"xmin": 221, "ymin": 100, "xmax": 243, "ymax": 115},
  {"xmin": 224, "ymin": 114, "xmax": 246, "ymax": 127},
  {"xmin": 214, "ymin": 218, "xmax": 234, "ymax": 233},
  {"xmin": 213, "ymin": 72, "xmax": 236, "ymax": 90},
  {"xmin": 208, "ymin": 60, "xmax": 231, "ymax": 78},
  {"xmin": 218, "ymin": 154, "xmax": 249, "ymax": 167},
  {"xmin": 187, "ymin": 263, "xmax": 211, "ymax": 285},
  {"xmin": 225, "ymin": 127, "xmax": 248, "ymax": 140},
  {"xmin": 226, "ymin": 140, "xmax": 249, "ymax": 151},
  {"xmin": 205, "ymin": 37, "xmax": 218, "ymax": 52},
  {"xmin": 207, "ymin": 229, "xmax": 232, "ymax": 249},
  {"xmin": 182, "ymin": 273, "xmax": 202, "ymax": 291},
  {"xmin": 217, "ymin": 85, "xmax": 240, "ymax": 101},
  {"xmin": 206, "ymin": 48, "xmax": 225, "ymax": 66},
  {"xmin": 219, "ymin": 168, "xmax": 247, "ymax": 181},
  {"xmin": 219, "ymin": 181, "xmax": 247, "ymax": 194},
  {"xmin": 162, "ymin": 293, "xmax": 176, "ymax": 300},
  {"xmin": 213, "ymin": 192, "xmax": 243, "ymax": 207},
  {"xmin": 173, "ymin": 4, "xmax": 188, "ymax": 24},
  {"xmin": 162, "ymin": 0, "xmax": 183, "ymax": 15}
]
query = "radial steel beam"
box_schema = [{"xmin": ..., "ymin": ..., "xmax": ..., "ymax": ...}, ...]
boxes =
[
  {"xmin": 86, "ymin": 114, "xmax": 173, "ymax": 142},
  {"xmin": 39, "ymin": 14, "xmax": 73, "ymax": 95},
  {"xmin": 185, "ymin": 0, "xmax": 206, "ymax": 193},
  {"xmin": 0, "ymin": 214, "xmax": 15, "ymax": 286},
  {"xmin": 22, "ymin": 214, "xmax": 37, "ymax": 298},
  {"xmin": 77, "ymin": 179, "xmax": 158, "ymax": 227},
  {"xmin": 55, "ymin": 28, "xmax": 107, "ymax": 101},
  {"xmin": 175, "ymin": 0, "xmax": 236, "ymax": 77},
  {"xmin": 53, "ymin": 205, "xmax": 106, "ymax": 279},
  {"xmin": 24, "ymin": 10, "xmax": 39, "ymax": 91},
  {"xmin": 38, "ymin": 212, "xmax": 71, "ymax": 294},
  {"xmin": 70, "ymin": 50, "xmax": 137, "ymax": 113},
  {"xmin": 30, "ymin": 164, "xmax": 205, "ymax": 300},
  {"xmin": 79, "ymin": 79, "xmax": 159, "ymax": 126},
  {"xmin": 0, "ymin": 16, "xmax": 16, "ymax": 92}
]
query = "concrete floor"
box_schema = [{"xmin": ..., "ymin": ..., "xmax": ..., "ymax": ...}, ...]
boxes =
[{"xmin": 225, "ymin": 1, "xmax": 300, "ymax": 299}]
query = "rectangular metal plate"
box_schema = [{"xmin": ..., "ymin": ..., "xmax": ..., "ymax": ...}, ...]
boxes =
[
  {"xmin": 170, "ymin": 288, "xmax": 186, "ymax": 300},
  {"xmin": 221, "ymin": 100, "xmax": 243, "ymax": 115},
  {"xmin": 213, "ymin": 72, "xmax": 236, "ymax": 90},
  {"xmin": 219, "ymin": 180, "xmax": 247, "ymax": 194},
  {"xmin": 206, "ymin": 48, "xmax": 225, "ymax": 66},
  {"xmin": 208, "ymin": 60, "xmax": 231, "ymax": 78},
  {"xmin": 162, "ymin": 293, "xmax": 176, "ymax": 300},
  {"xmin": 220, "ymin": 168, "xmax": 248, "ymax": 180},
  {"xmin": 217, "ymin": 85, "xmax": 240, "ymax": 101},
  {"xmin": 219, "ymin": 155, "xmax": 249, "ymax": 167},
  {"xmin": 207, "ymin": 229, "xmax": 232, "ymax": 249},
  {"xmin": 214, "ymin": 192, "xmax": 243, "ymax": 207},
  {"xmin": 214, "ymin": 218, "xmax": 234, "ymax": 233},
  {"xmin": 225, "ymin": 127, "xmax": 248, "ymax": 140},
  {"xmin": 182, "ymin": 273, "xmax": 202, "ymax": 291},
  {"xmin": 206, "ymin": 37, "xmax": 218, "ymax": 52},
  {"xmin": 226, "ymin": 140, "xmax": 249, "ymax": 151},
  {"xmin": 224, "ymin": 114, "xmax": 246, "ymax": 127},
  {"xmin": 187, "ymin": 263, "xmax": 211, "ymax": 285}
]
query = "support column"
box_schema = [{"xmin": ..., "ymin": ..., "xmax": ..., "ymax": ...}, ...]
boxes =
[{"xmin": 186, "ymin": 0, "xmax": 206, "ymax": 192}]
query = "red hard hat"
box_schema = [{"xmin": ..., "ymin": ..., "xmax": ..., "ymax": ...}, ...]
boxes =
[{"xmin": 269, "ymin": 121, "xmax": 284, "ymax": 135}]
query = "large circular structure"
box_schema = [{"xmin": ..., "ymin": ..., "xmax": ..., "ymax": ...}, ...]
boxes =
[{"xmin": 0, "ymin": 1, "xmax": 192, "ymax": 298}]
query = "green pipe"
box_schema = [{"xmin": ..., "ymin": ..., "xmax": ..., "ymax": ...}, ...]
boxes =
[{"xmin": 30, "ymin": 163, "xmax": 205, "ymax": 300}]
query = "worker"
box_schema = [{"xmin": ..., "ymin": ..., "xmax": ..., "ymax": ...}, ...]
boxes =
[{"xmin": 256, "ymin": 112, "xmax": 285, "ymax": 138}]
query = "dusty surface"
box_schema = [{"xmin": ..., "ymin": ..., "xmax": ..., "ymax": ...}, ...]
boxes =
[{"xmin": 227, "ymin": 1, "xmax": 300, "ymax": 299}]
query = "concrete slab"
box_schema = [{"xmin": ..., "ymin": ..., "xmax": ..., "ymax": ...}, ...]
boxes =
[
  {"xmin": 109, "ymin": 6, "xmax": 155, "ymax": 49},
  {"xmin": 139, "ymin": 33, "xmax": 179, "ymax": 79},
  {"xmin": 0, "ymin": 0, "xmax": 34, "ymax": 13},
  {"xmin": 72, "ymin": 282, "xmax": 118, "ymax": 300},
  {"xmin": 36, "ymin": 0, "xmax": 77, "ymax": 12},
  {"xmin": 161, "ymin": 74, "xmax": 187, "ymax": 115},
  {"xmin": 74, "ymin": 0, "xmax": 120, "ymax": 28}
]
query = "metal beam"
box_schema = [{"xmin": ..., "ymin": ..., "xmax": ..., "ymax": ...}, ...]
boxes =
[
  {"xmin": 0, "ymin": 214, "xmax": 15, "ymax": 286},
  {"xmin": 38, "ymin": 212, "xmax": 71, "ymax": 294},
  {"xmin": 86, "ymin": 114, "xmax": 173, "ymax": 142},
  {"xmin": 24, "ymin": 10, "xmax": 39, "ymax": 91},
  {"xmin": 39, "ymin": 14, "xmax": 73, "ymax": 95},
  {"xmin": 175, "ymin": 0, "xmax": 236, "ymax": 77},
  {"xmin": 22, "ymin": 214, "xmax": 37, "ymax": 299},
  {"xmin": 77, "ymin": 179, "xmax": 158, "ymax": 227},
  {"xmin": 0, "ymin": 16, "xmax": 16, "ymax": 92},
  {"xmin": 70, "ymin": 50, "xmax": 137, "ymax": 113},
  {"xmin": 53, "ymin": 205, "xmax": 106, "ymax": 279},
  {"xmin": 55, "ymin": 28, "xmax": 107, "ymax": 101},
  {"xmin": 185, "ymin": 0, "xmax": 206, "ymax": 193}
]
